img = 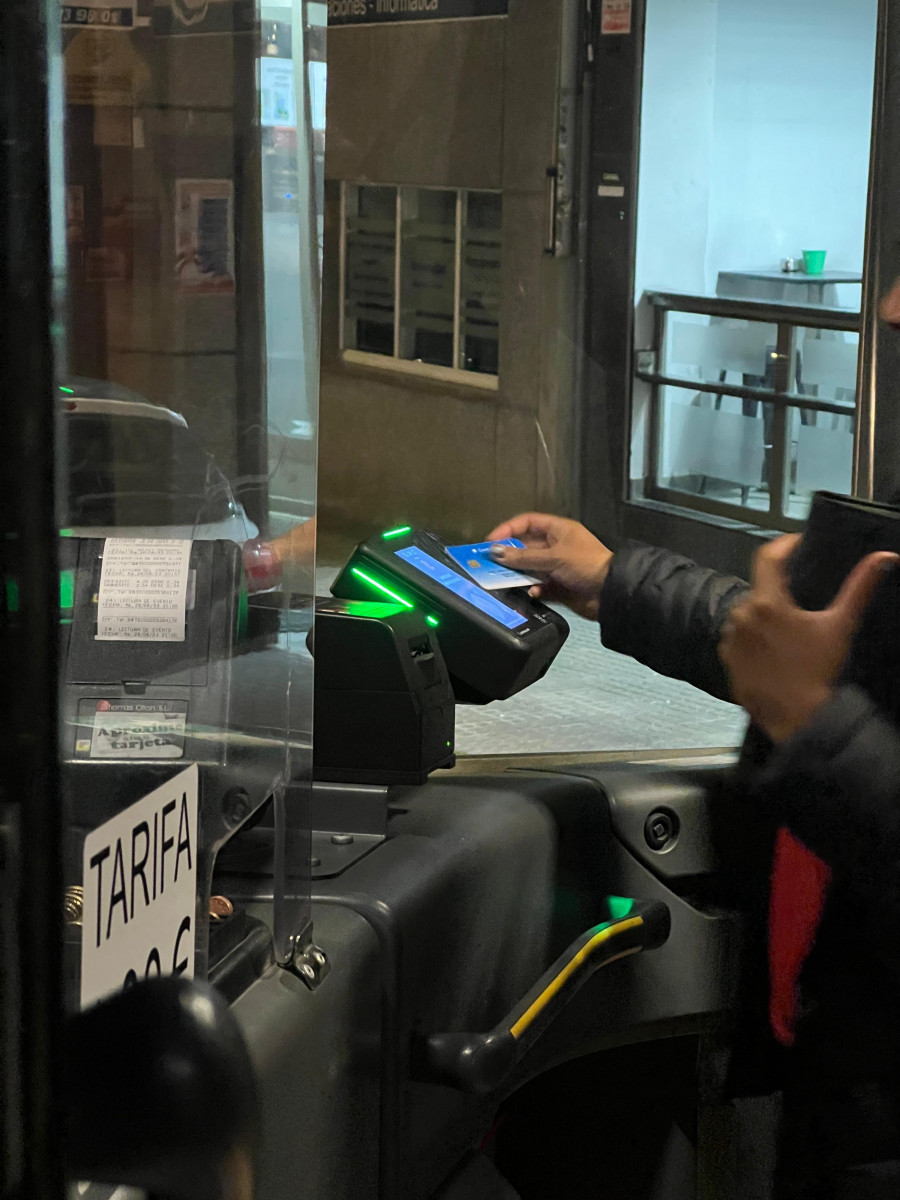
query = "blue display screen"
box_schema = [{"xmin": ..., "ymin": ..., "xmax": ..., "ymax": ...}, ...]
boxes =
[{"xmin": 395, "ymin": 546, "xmax": 527, "ymax": 629}]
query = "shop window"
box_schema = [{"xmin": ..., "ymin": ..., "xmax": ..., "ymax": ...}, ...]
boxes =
[{"xmin": 341, "ymin": 183, "xmax": 501, "ymax": 387}]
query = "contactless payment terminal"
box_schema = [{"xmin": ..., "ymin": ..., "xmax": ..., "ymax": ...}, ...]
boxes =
[{"xmin": 330, "ymin": 527, "xmax": 568, "ymax": 703}]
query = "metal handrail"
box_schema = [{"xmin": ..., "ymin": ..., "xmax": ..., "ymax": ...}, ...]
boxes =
[
  {"xmin": 644, "ymin": 289, "xmax": 861, "ymax": 332},
  {"xmin": 638, "ymin": 290, "xmax": 860, "ymax": 530},
  {"xmin": 635, "ymin": 372, "xmax": 856, "ymax": 418}
]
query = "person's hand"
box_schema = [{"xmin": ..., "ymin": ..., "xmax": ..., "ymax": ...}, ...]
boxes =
[
  {"xmin": 243, "ymin": 517, "xmax": 317, "ymax": 593},
  {"xmin": 271, "ymin": 517, "xmax": 317, "ymax": 573},
  {"xmin": 718, "ymin": 534, "xmax": 897, "ymax": 743},
  {"xmin": 485, "ymin": 513, "xmax": 613, "ymax": 621}
]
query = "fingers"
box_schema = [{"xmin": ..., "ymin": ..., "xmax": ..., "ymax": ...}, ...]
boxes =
[
  {"xmin": 485, "ymin": 512, "xmax": 560, "ymax": 543},
  {"xmin": 492, "ymin": 543, "xmax": 556, "ymax": 573},
  {"xmin": 828, "ymin": 551, "xmax": 899, "ymax": 635},
  {"xmin": 751, "ymin": 534, "xmax": 801, "ymax": 597}
]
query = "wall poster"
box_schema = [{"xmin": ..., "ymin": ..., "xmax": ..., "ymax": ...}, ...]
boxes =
[
  {"xmin": 601, "ymin": 0, "xmax": 632, "ymax": 36},
  {"xmin": 174, "ymin": 179, "xmax": 236, "ymax": 296}
]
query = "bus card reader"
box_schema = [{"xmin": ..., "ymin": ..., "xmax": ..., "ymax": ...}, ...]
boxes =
[
  {"xmin": 330, "ymin": 527, "xmax": 568, "ymax": 704},
  {"xmin": 312, "ymin": 599, "xmax": 455, "ymax": 785}
]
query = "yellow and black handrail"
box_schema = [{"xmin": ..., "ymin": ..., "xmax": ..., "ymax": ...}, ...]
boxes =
[{"xmin": 422, "ymin": 897, "xmax": 670, "ymax": 1095}]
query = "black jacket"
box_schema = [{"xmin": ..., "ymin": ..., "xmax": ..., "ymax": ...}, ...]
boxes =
[{"xmin": 599, "ymin": 542, "xmax": 900, "ymax": 1183}]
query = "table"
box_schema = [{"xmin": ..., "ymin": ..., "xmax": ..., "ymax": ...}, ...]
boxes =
[{"xmin": 716, "ymin": 269, "xmax": 862, "ymax": 306}]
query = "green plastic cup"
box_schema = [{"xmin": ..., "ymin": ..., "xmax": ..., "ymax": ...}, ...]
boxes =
[{"xmin": 802, "ymin": 250, "xmax": 827, "ymax": 275}]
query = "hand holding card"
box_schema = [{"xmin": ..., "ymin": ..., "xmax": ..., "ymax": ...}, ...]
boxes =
[{"xmin": 445, "ymin": 540, "xmax": 541, "ymax": 590}]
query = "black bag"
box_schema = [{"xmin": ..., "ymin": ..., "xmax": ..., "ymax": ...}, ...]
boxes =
[{"xmin": 787, "ymin": 491, "xmax": 900, "ymax": 722}]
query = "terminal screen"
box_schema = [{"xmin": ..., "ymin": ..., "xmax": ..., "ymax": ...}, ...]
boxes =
[{"xmin": 394, "ymin": 546, "xmax": 527, "ymax": 629}]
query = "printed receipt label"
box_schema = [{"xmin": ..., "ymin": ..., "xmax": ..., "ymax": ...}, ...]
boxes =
[{"xmin": 97, "ymin": 538, "xmax": 192, "ymax": 642}]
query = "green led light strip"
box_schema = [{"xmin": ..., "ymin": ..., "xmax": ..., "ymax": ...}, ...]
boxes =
[
  {"xmin": 59, "ymin": 385, "xmax": 75, "ymax": 395},
  {"xmin": 605, "ymin": 895, "xmax": 635, "ymax": 920},
  {"xmin": 350, "ymin": 567, "xmax": 414, "ymax": 609},
  {"xmin": 60, "ymin": 569, "xmax": 75, "ymax": 610},
  {"xmin": 381, "ymin": 525, "xmax": 412, "ymax": 540},
  {"xmin": 426, "ymin": 615, "xmax": 440, "ymax": 627}
]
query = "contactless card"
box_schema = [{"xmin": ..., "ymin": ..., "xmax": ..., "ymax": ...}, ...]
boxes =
[{"xmin": 445, "ymin": 539, "xmax": 540, "ymax": 590}]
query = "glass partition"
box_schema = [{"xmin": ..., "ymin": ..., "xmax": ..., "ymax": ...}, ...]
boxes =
[{"xmin": 53, "ymin": 0, "xmax": 321, "ymax": 1007}]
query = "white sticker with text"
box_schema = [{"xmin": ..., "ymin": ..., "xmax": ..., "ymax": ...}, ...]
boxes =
[{"xmin": 81, "ymin": 765, "xmax": 198, "ymax": 1007}]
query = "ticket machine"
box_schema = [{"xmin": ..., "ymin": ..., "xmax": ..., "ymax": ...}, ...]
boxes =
[{"xmin": 331, "ymin": 527, "xmax": 569, "ymax": 702}]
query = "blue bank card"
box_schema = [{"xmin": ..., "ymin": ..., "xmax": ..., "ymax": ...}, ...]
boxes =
[{"xmin": 445, "ymin": 539, "xmax": 540, "ymax": 590}]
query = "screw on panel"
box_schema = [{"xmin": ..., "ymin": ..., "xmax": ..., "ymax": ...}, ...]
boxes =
[{"xmin": 224, "ymin": 788, "xmax": 251, "ymax": 827}]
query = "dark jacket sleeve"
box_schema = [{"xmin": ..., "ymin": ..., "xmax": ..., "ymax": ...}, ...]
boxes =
[
  {"xmin": 598, "ymin": 541, "xmax": 749, "ymax": 702},
  {"xmin": 755, "ymin": 685, "xmax": 900, "ymax": 968}
]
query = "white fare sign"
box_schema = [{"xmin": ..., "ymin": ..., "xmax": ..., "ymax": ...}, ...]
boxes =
[{"xmin": 80, "ymin": 765, "xmax": 198, "ymax": 1007}]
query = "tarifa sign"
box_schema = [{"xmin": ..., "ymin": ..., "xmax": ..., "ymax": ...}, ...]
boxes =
[
  {"xmin": 80, "ymin": 765, "xmax": 198, "ymax": 1007},
  {"xmin": 328, "ymin": 0, "xmax": 508, "ymax": 26}
]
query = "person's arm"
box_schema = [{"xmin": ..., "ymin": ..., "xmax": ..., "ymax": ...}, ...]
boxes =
[
  {"xmin": 487, "ymin": 514, "xmax": 747, "ymax": 702},
  {"xmin": 599, "ymin": 541, "xmax": 748, "ymax": 702},
  {"xmin": 242, "ymin": 518, "xmax": 317, "ymax": 593}
]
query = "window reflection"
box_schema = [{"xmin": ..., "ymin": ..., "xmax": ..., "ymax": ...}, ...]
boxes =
[
  {"xmin": 344, "ymin": 183, "xmax": 398, "ymax": 356},
  {"xmin": 461, "ymin": 190, "xmax": 501, "ymax": 375},
  {"xmin": 399, "ymin": 187, "xmax": 457, "ymax": 369},
  {"xmin": 341, "ymin": 182, "xmax": 502, "ymax": 381}
]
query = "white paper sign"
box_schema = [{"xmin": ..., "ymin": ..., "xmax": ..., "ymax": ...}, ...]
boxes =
[
  {"xmin": 81, "ymin": 765, "xmax": 198, "ymax": 1007},
  {"xmin": 97, "ymin": 538, "xmax": 192, "ymax": 642},
  {"xmin": 89, "ymin": 706, "xmax": 187, "ymax": 759}
]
